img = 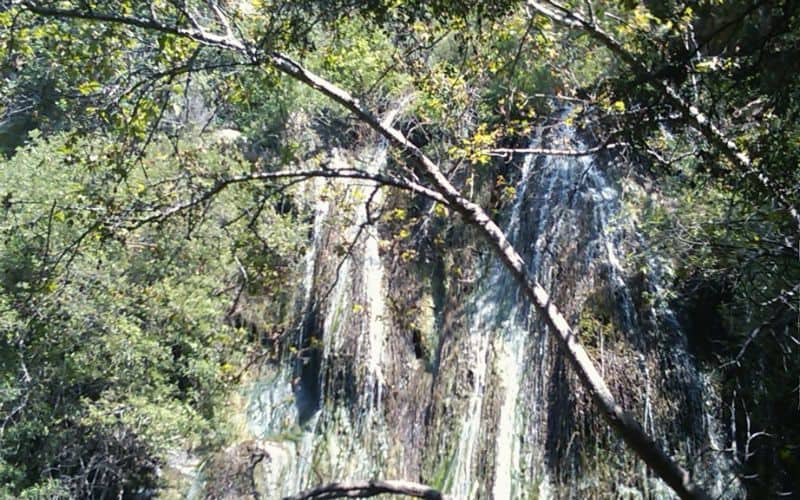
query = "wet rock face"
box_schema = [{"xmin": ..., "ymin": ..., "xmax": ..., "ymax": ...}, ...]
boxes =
[{"xmin": 231, "ymin": 127, "xmax": 736, "ymax": 499}]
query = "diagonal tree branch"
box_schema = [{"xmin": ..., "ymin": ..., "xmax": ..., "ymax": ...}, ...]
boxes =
[{"xmin": 20, "ymin": 1, "xmax": 247, "ymax": 50}]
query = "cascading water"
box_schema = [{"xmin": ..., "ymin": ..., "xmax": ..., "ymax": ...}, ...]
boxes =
[
  {"xmin": 231, "ymin": 118, "xmax": 737, "ymax": 499},
  {"xmin": 442, "ymin": 119, "xmax": 737, "ymax": 498},
  {"xmin": 243, "ymin": 174, "xmax": 329, "ymax": 495},
  {"xmin": 448, "ymin": 129, "xmax": 540, "ymax": 499},
  {"xmin": 243, "ymin": 145, "xmax": 394, "ymax": 497}
]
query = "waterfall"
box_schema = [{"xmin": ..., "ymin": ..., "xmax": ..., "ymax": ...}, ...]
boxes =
[
  {"xmin": 233, "ymin": 120, "xmax": 737, "ymax": 499},
  {"xmin": 449, "ymin": 129, "xmax": 539, "ymax": 498},
  {"xmin": 443, "ymin": 120, "xmax": 736, "ymax": 497},
  {"xmin": 243, "ymin": 174, "xmax": 329, "ymax": 494},
  {"xmin": 244, "ymin": 145, "xmax": 393, "ymax": 497}
]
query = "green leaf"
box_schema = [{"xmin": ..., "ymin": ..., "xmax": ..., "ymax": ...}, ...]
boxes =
[{"xmin": 77, "ymin": 81, "xmax": 102, "ymax": 96}]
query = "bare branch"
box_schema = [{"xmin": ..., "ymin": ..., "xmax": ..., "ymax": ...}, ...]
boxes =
[
  {"xmin": 490, "ymin": 141, "xmax": 625, "ymax": 158},
  {"xmin": 132, "ymin": 167, "xmax": 449, "ymax": 227},
  {"xmin": 209, "ymin": 0, "xmax": 234, "ymax": 39},
  {"xmin": 282, "ymin": 479, "xmax": 449, "ymax": 500},
  {"xmin": 20, "ymin": 1, "xmax": 246, "ymax": 51},
  {"xmin": 717, "ymin": 281, "xmax": 800, "ymax": 370},
  {"xmin": 583, "ymin": 0, "xmax": 596, "ymax": 26}
]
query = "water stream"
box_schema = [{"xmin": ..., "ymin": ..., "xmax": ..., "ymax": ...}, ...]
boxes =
[
  {"xmin": 444, "ymin": 120, "xmax": 735, "ymax": 497},
  {"xmin": 244, "ymin": 145, "xmax": 392, "ymax": 497}
]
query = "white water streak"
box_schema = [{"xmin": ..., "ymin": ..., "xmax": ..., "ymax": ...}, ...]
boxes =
[
  {"xmin": 361, "ymin": 146, "xmax": 388, "ymax": 402},
  {"xmin": 492, "ymin": 149, "xmax": 538, "ymax": 500},
  {"xmin": 451, "ymin": 136, "xmax": 539, "ymax": 499}
]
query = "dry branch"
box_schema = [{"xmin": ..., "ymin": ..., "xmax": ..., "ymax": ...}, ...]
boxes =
[{"xmin": 283, "ymin": 479, "xmax": 448, "ymax": 500}]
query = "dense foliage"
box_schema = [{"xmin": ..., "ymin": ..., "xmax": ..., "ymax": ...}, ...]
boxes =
[
  {"xmin": 1, "ymin": 0, "xmax": 798, "ymax": 497},
  {"xmin": 0, "ymin": 133, "xmax": 307, "ymax": 497}
]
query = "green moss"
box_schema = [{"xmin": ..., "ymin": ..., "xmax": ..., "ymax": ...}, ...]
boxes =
[{"xmin": 427, "ymin": 450, "xmax": 457, "ymax": 492}]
